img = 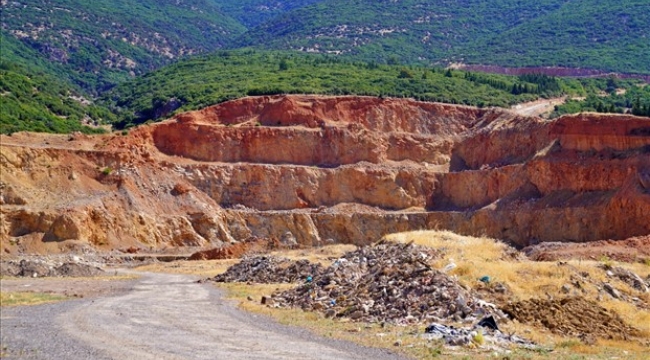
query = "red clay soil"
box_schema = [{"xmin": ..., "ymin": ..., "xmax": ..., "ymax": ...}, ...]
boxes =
[
  {"xmin": 188, "ymin": 238, "xmax": 281, "ymax": 260},
  {"xmin": 524, "ymin": 236, "xmax": 650, "ymax": 263},
  {"xmin": 1, "ymin": 95, "xmax": 649, "ymax": 256}
]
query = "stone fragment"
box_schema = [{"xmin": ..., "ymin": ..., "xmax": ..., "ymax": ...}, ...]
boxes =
[
  {"xmin": 261, "ymin": 296, "xmax": 273, "ymax": 306},
  {"xmin": 603, "ymin": 283, "xmax": 621, "ymax": 299},
  {"xmin": 611, "ymin": 267, "xmax": 648, "ymax": 293}
]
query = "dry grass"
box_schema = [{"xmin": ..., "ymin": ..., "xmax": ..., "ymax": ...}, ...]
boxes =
[
  {"xmin": 268, "ymin": 244, "xmax": 357, "ymax": 264},
  {"xmin": 383, "ymin": 230, "xmax": 649, "ymax": 301},
  {"xmin": 0, "ymin": 292, "xmax": 66, "ymax": 307},
  {"xmin": 382, "ymin": 230, "xmax": 650, "ymax": 357},
  {"xmin": 135, "ymin": 259, "xmax": 240, "ymax": 277}
]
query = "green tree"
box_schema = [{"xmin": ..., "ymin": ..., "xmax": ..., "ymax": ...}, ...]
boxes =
[{"xmin": 278, "ymin": 59, "xmax": 289, "ymax": 71}]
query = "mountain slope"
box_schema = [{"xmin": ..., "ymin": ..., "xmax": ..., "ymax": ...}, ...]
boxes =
[
  {"xmin": 1, "ymin": 0, "xmax": 245, "ymax": 93},
  {"xmin": 214, "ymin": 0, "xmax": 323, "ymax": 28},
  {"xmin": 0, "ymin": 61, "xmax": 114, "ymax": 134},
  {"xmin": 470, "ymin": 0, "xmax": 650, "ymax": 73},
  {"xmin": 233, "ymin": 0, "xmax": 650, "ymax": 74},
  {"xmin": 233, "ymin": 0, "xmax": 568, "ymax": 61}
]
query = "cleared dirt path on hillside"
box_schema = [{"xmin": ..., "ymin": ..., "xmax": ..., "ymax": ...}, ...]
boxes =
[
  {"xmin": 511, "ymin": 97, "xmax": 566, "ymax": 117},
  {"xmin": 1, "ymin": 272, "xmax": 404, "ymax": 360}
]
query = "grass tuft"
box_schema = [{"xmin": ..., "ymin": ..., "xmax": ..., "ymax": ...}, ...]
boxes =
[{"xmin": 0, "ymin": 292, "xmax": 66, "ymax": 306}]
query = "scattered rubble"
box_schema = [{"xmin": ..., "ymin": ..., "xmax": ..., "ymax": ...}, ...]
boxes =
[
  {"xmin": 211, "ymin": 240, "xmax": 647, "ymax": 348},
  {"xmin": 211, "ymin": 256, "xmax": 323, "ymax": 284},
  {"xmin": 262, "ymin": 241, "xmax": 505, "ymax": 325},
  {"xmin": 424, "ymin": 321, "xmax": 536, "ymax": 349},
  {"xmin": 502, "ymin": 297, "xmax": 639, "ymax": 340},
  {"xmin": 0, "ymin": 257, "xmax": 104, "ymax": 277},
  {"xmin": 607, "ymin": 266, "xmax": 649, "ymax": 293}
]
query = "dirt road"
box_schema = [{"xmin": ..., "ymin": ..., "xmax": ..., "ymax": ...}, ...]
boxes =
[
  {"xmin": 511, "ymin": 97, "xmax": 566, "ymax": 117},
  {"xmin": 1, "ymin": 272, "xmax": 404, "ymax": 360}
]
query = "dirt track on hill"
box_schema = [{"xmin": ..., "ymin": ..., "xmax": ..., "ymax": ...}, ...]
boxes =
[{"xmin": 1, "ymin": 272, "xmax": 404, "ymax": 360}]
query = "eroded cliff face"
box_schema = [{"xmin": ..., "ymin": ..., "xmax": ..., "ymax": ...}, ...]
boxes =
[{"xmin": 1, "ymin": 95, "xmax": 649, "ymax": 254}]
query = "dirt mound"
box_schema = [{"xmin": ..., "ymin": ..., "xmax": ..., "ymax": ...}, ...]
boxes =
[
  {"xmin": 266, "ymin": 242, "xmax": 503, "ymax": 325},
  {"xmin": 502, "ymin": 297, "xmax": 639, "ymax": 340},
  {"xmin": 524, "ymin": 236, "xmax": 650, "ymax": 263},
  {"xmin": 211, "ymin": 256, "xmax": 324, "ymax": 284},
  {"xmin": 0, "ymin": 259, "xmax": 104, "ymax": 277}
]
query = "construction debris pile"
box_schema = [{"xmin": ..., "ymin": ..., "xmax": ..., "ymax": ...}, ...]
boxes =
[
  {"xmin": 0, "ymin": 257, "xmax": 104, "ymax": 277},
  {"xmin": 424, "ymin": 322, "xmax": 536, "ymax": 349},
  {"xmin": 211, "ymin": 256, "xmax": 324, "ymax": 284},
  {"xmin": 260, "ymin": 241, "xmax": 506, "ymax": 325},
  {"xmin": 502, "ymin": 297, "xmax": 639, "ymax": 341}
]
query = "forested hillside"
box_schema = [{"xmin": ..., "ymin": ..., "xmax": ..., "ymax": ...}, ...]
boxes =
[
  {"xmin": 554, "ymin": 81, "xmax": 650, "ymax": 117},
  {"xmin": 1, "ymin": 0, "xmax": 245, "ymax": 92},
  {"xmin": 233, "ymin": 0, "xmax": 650, "ymax": 74},
  {"xmin": 214, "ymin": 0, "xmax": 322, "ymax": 28},
  {"xmin": 471, "ymin": 0, "xmax": 650, "ymax": 73},
  {"xmin": 0, "ymin": 61, "xmax": 114, "ymax": 134},
  {"xmin": 102, "ymin": 50, "xmax": 587, "ymax": 129}
]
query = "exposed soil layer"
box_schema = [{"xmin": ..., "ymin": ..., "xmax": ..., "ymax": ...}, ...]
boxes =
[
  {"xmin": 502, "ymin": 297, "xmax": 640, "ymax": 341},
  {"xmin": 1, "ymin": 95, "xmax": 649, "ymax": 255},
  {"xmin": 188, "ymin": 238, "xmax": 280, "ymax": 260},
  {"xmin": 524, "ymin": 236, "xmax": 650, "ymax": 263}
]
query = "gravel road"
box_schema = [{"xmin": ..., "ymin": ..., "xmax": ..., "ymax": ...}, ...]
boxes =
[{"xmin": 1, "ymin": 272, "xmax": 406, "ymax": 360}]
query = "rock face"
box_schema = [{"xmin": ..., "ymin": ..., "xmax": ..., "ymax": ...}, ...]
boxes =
[{"xmin": 1, "ymin": 95, "xmax": 649, "ymax": 254}]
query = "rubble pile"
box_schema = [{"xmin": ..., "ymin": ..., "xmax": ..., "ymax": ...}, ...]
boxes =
[
  {"xmin": 268, "ymin": 241, "xmax": 504, "ymax": 324},
  {"xmin": 0, "ymin": 257, "xmax": 104, "ymax": 278},
  {"xmin": 502, "ymin": 297, "xmax": 639, "ymax": 340},
  {"xmin": 211, "ymin": 256, "xmax": 324, "ymax": 283}
]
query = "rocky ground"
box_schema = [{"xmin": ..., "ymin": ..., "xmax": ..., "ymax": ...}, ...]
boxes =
[
  {"xmin": 206, "ymin": 235, "xmax": 650, "ymax": 357},
  {"xmin": 0, "ymin": 256, "xmax": 104, "ymax": 278}
]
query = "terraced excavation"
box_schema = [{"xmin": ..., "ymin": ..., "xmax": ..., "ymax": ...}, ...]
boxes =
[{"xmin": 2, "ymin": 95, "xmax": 649, "ymax": 254}]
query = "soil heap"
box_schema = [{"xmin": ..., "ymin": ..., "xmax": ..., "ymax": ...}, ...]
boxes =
[{"xmin": 502, "ymin": 297, "xmax": 639, "ymax": 341}]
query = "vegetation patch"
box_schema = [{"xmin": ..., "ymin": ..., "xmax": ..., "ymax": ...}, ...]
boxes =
[
  {"xmin": 104, "ymin": 50, "xmax": 590, "ymax": 129},
  {"xmin": 0, "ymin": 292, "xmax": 67, "ymax": 307}
]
